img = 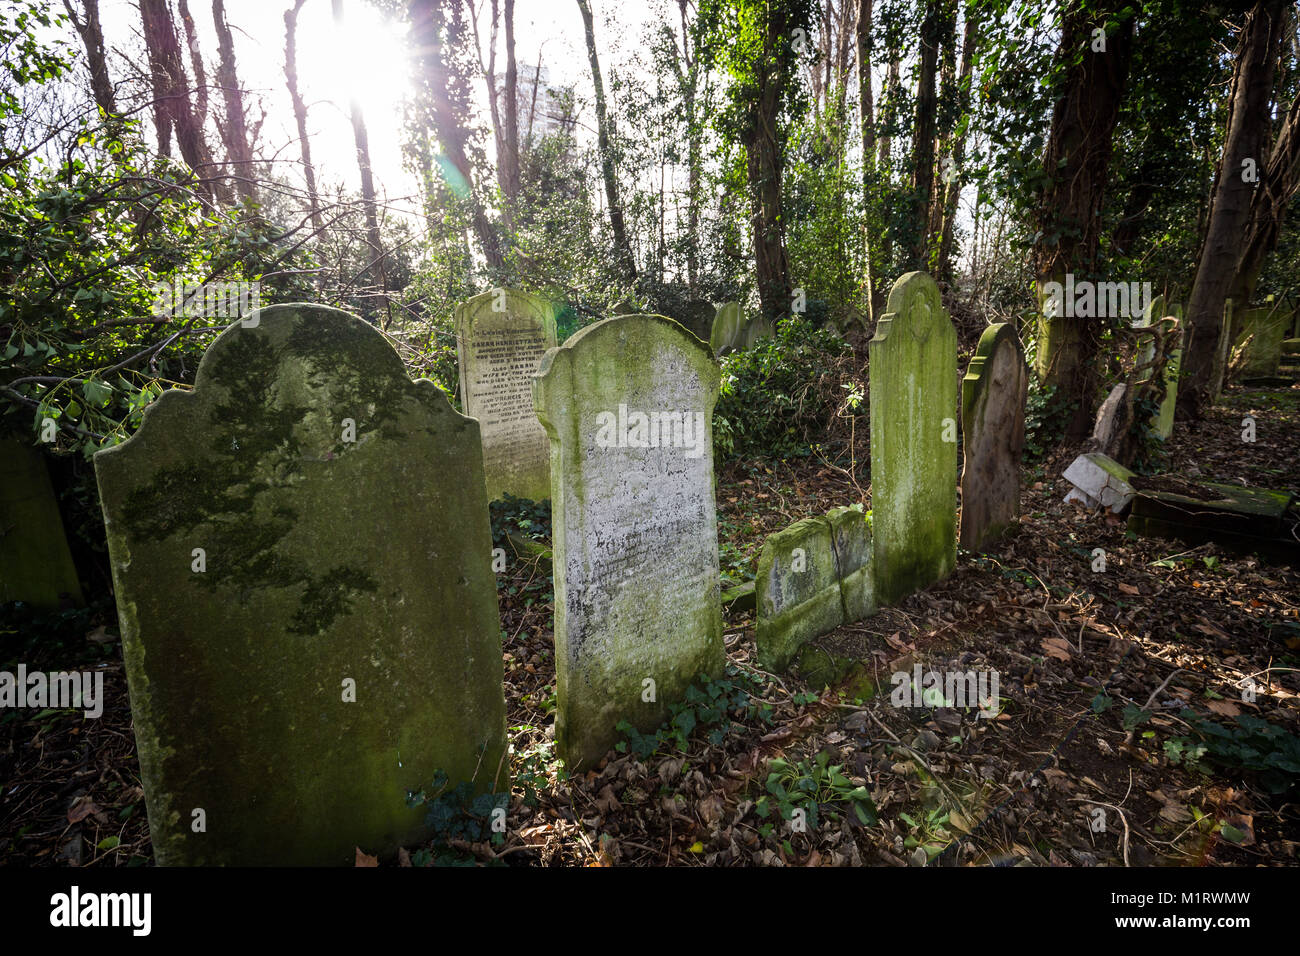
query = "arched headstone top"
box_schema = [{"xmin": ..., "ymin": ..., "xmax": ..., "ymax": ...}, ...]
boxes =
[{"xmin": 874, "ymin": 271, "xmax": 950, "ymax": 346}]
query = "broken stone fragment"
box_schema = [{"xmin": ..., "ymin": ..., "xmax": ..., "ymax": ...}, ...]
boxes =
[{"xmin": 1062, "ymin": 453, "xmax": 1137, "ymax": 514}]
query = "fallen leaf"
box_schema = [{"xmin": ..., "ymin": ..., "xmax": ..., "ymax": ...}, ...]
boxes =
[
  {"xmin": 66, "ymin": 796, "xmax": 101, "ymax": 825},
  {"xmin": 355, "ymin": 847, "xmax": 379, "ymax": 867}
]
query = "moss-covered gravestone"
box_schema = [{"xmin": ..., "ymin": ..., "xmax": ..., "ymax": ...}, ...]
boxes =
[
  {"xmin": 959, "ymin": 324, "xmax": 1027, "ymax": 552},
  {"xmin": 1154, "ymin": 318, "xmax": 1182, "ymax": 439},
  {"xmin": 869, "ymin": 272, "xmax": 957, "ymax": 605},
  {"xmin": 455, "ymin": 287, "xmax": 557, "ymax": 501},
  {"xmin": 534, "ymin": 315, "xmax": 724, "ymax": 767},
  {"xmin": 755, "ymin": 505, "xmax": 874, "ymax": 672},
  {"xmin": 95, "ymin": 304, "xmax": 507, "ymax": 866},
  {"xmin": 0, "ymin": 439, "xmax": 84, "ymax": 609}
]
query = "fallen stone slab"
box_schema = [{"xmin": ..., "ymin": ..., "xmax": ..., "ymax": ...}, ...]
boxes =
[
  {"xmin": 1127, "ymin": 478, "xmax": 1298, "ymax": 566},
  {"xmin": 1063, "ymin": 453, "xmax": 1137, "ymax": 513}
]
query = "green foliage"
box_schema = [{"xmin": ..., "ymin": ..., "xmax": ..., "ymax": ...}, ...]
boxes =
[
  {"xmin": 713, "ymin": 318, "xmax": 852, "ymax": 459},
  {"xmin": 1176, "ymin": 711, "xmax": 1300, "ymax": 795},
  {"xmin": 1022, "ymin": 380, "xmax": 1067, "ymax": 463},
  {"xmin": 615, "ymin": 666, "xmax": 773, "ymax": 759},
  {"xmin": 405, "ymin": 768, "xmax": 510, "ymax": 865},
  {"xmin": 754, "ymin": 750, "xmax": 878, "ymax": 833},
  {"xmin": 489, "ymin": 495, "xmax": 551, "ymax": 550}
]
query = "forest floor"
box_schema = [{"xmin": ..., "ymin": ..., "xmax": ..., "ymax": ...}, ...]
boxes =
[{"xmin": 2, "ymin": 382, "xmax": 1298, "ymax": 868}]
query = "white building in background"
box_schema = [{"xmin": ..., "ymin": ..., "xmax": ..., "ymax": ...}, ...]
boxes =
[{"xmin": 517, "ymin": 64, "xmax": 575, "ymax": 143}]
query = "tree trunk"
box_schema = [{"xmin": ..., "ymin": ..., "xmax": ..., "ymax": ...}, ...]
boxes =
[
  {"xmin": 177, "ymin": 0, "xmax": 207, "ymax": 128},
  {"xmin": 332, "ymin": 0, "xmax": 386, "ymax": 302},
  {"xmin": 212, "ymin": 0, "xmax": 257, "ymax": 204},
  {"xmin": 857, "ymin": 0, "xmax": 874, "ymax": 177},
  {"xmin": 1181, "ymin": 0, "xmax": 1286, "ymax": 416},
  {"xmin": 676, "ymin": 0, "xmax": 701, "ymax": 289},
  {"xmin": 935, "ymin": 9, "xmax": 976, "ymax": 282},
  {"xmin": 501, "ymin": 0, "xmax": 520, "ymax": 207},
  {"xmin": 1032, "ymin": 2, "xmax": 1135, "ymax": 442},
  {"xmin": 1228, "ymin": 85, "xmax": 1300, "ymax": 305},
  {"xmin": 409, "ymin": 0, "xmax": 506, "ymax": 273},
  {"xmin": 140, "ymin": 0, "xmax": 215, "ymax": 199},
  {"xmin": 62, "ymin": 0, "xmax": 116, "ymax": 118},
  {"xmin": 747, "ymin": 0, "xmax": 796, "ymax": 322},
  {"xmin": 576, "ymin": 0, "xmax": 637, "ymax": 282},
  {"xmin": 908, "ymin": 0, "xmax": 941, "ymax": 267},
  {"xmin": 284, "ymin": 0, "xmax": 322, "ymax": 233}
]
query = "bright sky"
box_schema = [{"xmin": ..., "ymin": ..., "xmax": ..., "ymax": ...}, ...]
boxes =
[{"xmin": 93, "ymin": 0, "xmax": 663, "ymax": 215}]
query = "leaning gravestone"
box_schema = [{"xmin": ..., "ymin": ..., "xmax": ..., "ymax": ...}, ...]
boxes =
[
  {"xmin": 869, "ymin": 271, "xmax": 957, "ymax": 606},
  {"xmin": 95, "ymin": 304, "xmax": 507, "ymax": 866},
  {"xmin": 959, "ymin": 323, "xmax": 1027, "ymax": 552},
  {"xmin": 455, "ymin": 287, "xmax": 557, "ymax": 501},
  {"xmin": 1154, "ymin": 317, "xmax": 1182, "ymax": 439},
  {"xmin": 0, "ymin": 439, "xmax": 84, "ymax": 609},
  {"xmin": 1210, "ymin": 299, "xmax": 1235, "ymax": 401},
  {"xmin": 709, "ymin": 302, "xmax": 744, "ymax": 356},
  {"xmin": 534, "ymin": 315, "xmax": 724, "ymax": 767}
]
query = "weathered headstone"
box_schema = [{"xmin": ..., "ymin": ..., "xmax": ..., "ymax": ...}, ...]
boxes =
[
  {"xmin": 534, "ymin": 315, "xmax": 724, "ymax": 767},
  {"xmin": 455, "ymin": 287, "xmax": 557, "ymax": 501},
  {"xmin": 959, "ymin": 323, "xmax": 1027, "ymax": 552},
  {"xmin": 755, "ymin": 506, "xmax": 875, "ymax": 672},
  {"xmin": 741, "ymin": 313, "xmax": 775, "ymax": 350},
  {"xmin": 1154, "ymin": 317, "xmax": 1182, "ymax": 439},
  {"xmin": 869, "ymin": 272, "xmax": 957, "ymax": 606},
  {"xmin": 674, "ymin": 298, "xmax": 716, "ymax": 344},
  {"xmin": 1063, "ymin": 453, "xmax": 1136, "ymax": 512},
  {"xmin": 95, "ymin": 304, "xmax": 507, "ymax": 865},
  {"xmin": 710, "ymin": 302, "xmax": 744, "ymax": 356},
  {"xmin": 1210, "ymin": 299, "xmax": 1235, "ymax": 401},
  {"xmin": 0, "ymin": 439, "xmax": 84, "ymax": 609},
  {"xmin": 1089, "ymin": 382, "xmax": 1129, "ymax": 460},
  {"xmin": 1231, "ymin": 306, "xmax": 1290, "ymax": 379}
]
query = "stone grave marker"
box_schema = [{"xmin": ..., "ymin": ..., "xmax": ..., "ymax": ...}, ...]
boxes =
[
  {"xmin": 0, "ymin": 439, "xmax": 84, "ymax": 609},
  {"xmin": 1155, "ymin": 317, "xmax": 1182, "ymax": 439},
  {"xmin": 755, "ymin": 505, "xmax": 874, "ymax": 672},
  {"xmin": 95, "ymin": 304, "xmax": 507, "ymax": 865},
  {"xmin": 533, "ymin": 315, "xmax": 724, "ymax": 767},
  {"xmin": 710, "ymin": 302, "xmax": 744, "ymax": 356},
  {"xmin": 455, "ymin": 287, "xmax": 557, "ymax": 501},
  {"xmin": 869, "ymin": 272, "xmax": 957, "ymax": 605},
  {"xmin": 959, "ymin": 323, "xmax": 1027, "ymax": 552}
]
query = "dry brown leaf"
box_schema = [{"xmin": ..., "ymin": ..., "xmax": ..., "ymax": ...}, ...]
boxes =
[
  {"xmin": 66, "ymin": 796, "xmax": 100, "ymax": 825},
  {"xmin": 1041, "ymin": 637, "xmax": 1072, "ymax": 661},
  {"xmin": 354, "ymin": 847, "xmax": 379, "ymax": 867}
]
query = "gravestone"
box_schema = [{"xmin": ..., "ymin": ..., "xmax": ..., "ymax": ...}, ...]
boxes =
[
  {"xmin": 756, "ymin": 516, "xmax": 842, "ymax": 673},
  {"xmin": 869, "ymin": 272, "xmax": 957, "ymax": 606},
  {"xmin": 674, "ymin": 298, "xmax": 716, "ymax": 344},
  {"xmin": 1231, "ymin": 307, "xmax": 1290, "ymax": 379},
  {"xmin": 95, "ymin": 304, "xmax": 507, "ymax": 866},
  {"xmin": 534, "ymin": 315, "xmax": 724, "ymax": 767},
  {"xmin": 742, "ymin": 314, "xmax": 775, "ymax": 350},
  {"xmin": 710, "ymin": 302, "xmax": 744, "ymax": 356},
  {"xmin": 455, "ymin": 287, "xmax": 557, "ymax": 501},
  {"xmin": 1154, "ymin": 317, "xmax": 1182, "ymax": 439},
  {"xmin": 755, "ymin": 506, "xmax": 874, "ymax": 672},
  {"xmin": 1210, "ymin": 299, "xmax": 1235, "ymax": 401},
  {"xmin": 959, "ymin": 323, "xmax": 1027, "ymax": 552},
  {"xmin": 0, "ymin": 439, "xmax": 84, "ymax": 609}
]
